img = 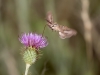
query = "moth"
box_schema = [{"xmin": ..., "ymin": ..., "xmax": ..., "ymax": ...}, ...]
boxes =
[{"xmin": 46, "ymin": 12, "xmax": 77, "ymax": 39}]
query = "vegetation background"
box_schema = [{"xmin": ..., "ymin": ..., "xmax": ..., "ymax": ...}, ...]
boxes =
[{"xmin": 0, "ymin": 0, "xmax": 100, "ymax": 75}]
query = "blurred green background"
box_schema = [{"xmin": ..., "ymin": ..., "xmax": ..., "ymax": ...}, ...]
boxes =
[{"xmin": 0, "ymin": 0, "xmax": 100, "ymax": 75}]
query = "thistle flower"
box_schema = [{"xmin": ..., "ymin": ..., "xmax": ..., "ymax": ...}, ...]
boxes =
[
  {"xmin": 19, "ymin": 33, "xmax": 48, "ymax": 49},
  {"xmin": 19, "ymin": 33, "xmax": 48, "ymax": 64},
  {"xmin": 19, "ymin": 33, "xmax": 48, "ymax": 75}
]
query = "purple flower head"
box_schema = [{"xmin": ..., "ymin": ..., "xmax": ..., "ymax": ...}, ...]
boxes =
[{"xmin": 19, "ymin": 33, "xmax": 48, "ymax": 49}]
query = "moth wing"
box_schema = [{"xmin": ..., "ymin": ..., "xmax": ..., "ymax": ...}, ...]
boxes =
[
  {"xmin": 64, "ymin": 29, "xmax": 77, "ymax": 35},
  {"xmin": 58, "ymin": 32, "xmax": 69, "ymax": 39},
  {"xmin": 59, "ymin": 34, "xmax": 67, "ymax": 39},
  {"xmin": 46, "ymin": 12, "xmax": 54, "ymax": 23},
  {"xmin": 59, "ymin": 29, "xmax": 77, "ymax": 39}
]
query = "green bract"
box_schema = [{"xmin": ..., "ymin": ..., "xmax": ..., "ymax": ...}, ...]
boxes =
[{"xmin": 22, "ymin": 47, "xmax": 37, "ymax": 65}]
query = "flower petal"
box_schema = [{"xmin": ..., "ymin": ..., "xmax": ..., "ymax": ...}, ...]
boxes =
[{"xmin": 19, "ymin": 33, "xmax": 48, "ymax": 49}]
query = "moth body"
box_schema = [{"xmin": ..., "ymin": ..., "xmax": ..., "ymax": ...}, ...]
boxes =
[{"xmin": 46, "ymin": 12, "xmax": 77, "ymax": 39}]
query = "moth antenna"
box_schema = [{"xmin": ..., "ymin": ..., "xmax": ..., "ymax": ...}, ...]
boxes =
[{"xmin": 42, "ymin": 24, "xmax": 47, "ymax": 37}]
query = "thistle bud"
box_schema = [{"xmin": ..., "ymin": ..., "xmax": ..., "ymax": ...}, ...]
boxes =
[{"xmin": 22, "ymin": 47, "xmax": 37, "ymax": 65}]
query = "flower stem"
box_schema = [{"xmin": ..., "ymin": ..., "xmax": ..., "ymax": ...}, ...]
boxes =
[{"xmin": 25, "ymin": 64, "xmax": 31, "ymax": 75}]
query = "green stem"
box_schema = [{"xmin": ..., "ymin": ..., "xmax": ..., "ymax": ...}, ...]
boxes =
[{"xmin": 25, "ymin": 64, "xmax": 31, "ymax": 75}]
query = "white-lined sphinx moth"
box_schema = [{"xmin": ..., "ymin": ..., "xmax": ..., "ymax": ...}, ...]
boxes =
[{"xmin": 46, "ymin": 12, "xmax": 77, "ymax": 39}]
